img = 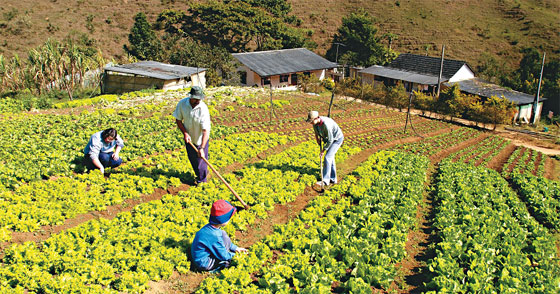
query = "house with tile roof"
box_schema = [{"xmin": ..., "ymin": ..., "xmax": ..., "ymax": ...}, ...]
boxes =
[
  {"xmin": 359, "ymin": 53, "xmax": 475, "ymax": 94},
  {"xmin": 232, "ymin": 48, "xmax": 337, "ymax": 89},
  {"xmin": 359, "ymin": 53, "xmax": 546, "ymax": 123}
]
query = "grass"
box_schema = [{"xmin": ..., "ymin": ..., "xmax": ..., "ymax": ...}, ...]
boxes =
[{"xmin": 0, "ymin": 0, "xmax": 558, "ymax": 69}]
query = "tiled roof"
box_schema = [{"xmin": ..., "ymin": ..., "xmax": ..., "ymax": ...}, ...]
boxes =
[
  {"xmin": 359, "ymin": 65, "xmax": 440, "ymax": 85},
  {"xmin": 232, "ymin": 48, "xmax": 337, "ymax": 77},
  {"xmin": 445, "ymin": 78, "xmax": 545, "ymax": 105},
  {"xmin": 389, "ymin": 53, "xmax": 470, "ymax": 80},
  {"xmin": 104, "ymin": 61, "xmax": 206, "ymax": 80}
]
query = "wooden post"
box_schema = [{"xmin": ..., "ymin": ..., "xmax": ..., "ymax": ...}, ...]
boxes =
[
  {"xmin": 532, "ymin": 52, "xmax": 545, "ymax": 125},
  {"xmin": 327, "ymin": 90, "xmax": 335, "ymax": 117},
  {"xmin": 436, "ymin": 45, "xmax": 445, "ymax": 98},
  {"xmin": 404, "ymin": 90, "xmax": 413, "ymax": 132},
  {"xmin": 270, "ymin": 83, "xmax": 273, "ymax": 123}
]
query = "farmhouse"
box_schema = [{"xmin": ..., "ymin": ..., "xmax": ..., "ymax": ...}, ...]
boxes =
[
  {"xmin": 444, "ymin": 78, "xmax": 546, "ymax": 123},
  {"xmin": 232, "ymin": 48, "xmax": 337, "ymax": 89},
  {"xmin": 358, "ymin": 53, "xmax": 474, "ymax": 93},
  {"xmin": 359, "ymin": 53, "xmax": 546, "ymax": 123},
  {"xmin": 102, "ymin": 61, "xmax": 206, "ymax": 94}
]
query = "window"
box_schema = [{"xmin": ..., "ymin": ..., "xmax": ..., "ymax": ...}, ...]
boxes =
[
  {"xmin": 239, "ymin": 71, "xmax": 247, "ymax": 84},
  {"xmin": 263, "ymin": 77, "xmax": 271, "ymax": 85},
  {"xmin": 291, "ymin": 74, "xmax": 298, "ymax": 85},
  {"xmin": 280, "ymin": 74, "xmax": 289, "ymax": 83}
]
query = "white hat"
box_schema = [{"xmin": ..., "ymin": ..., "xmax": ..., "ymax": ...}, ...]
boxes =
[{"xmin": 306, "ymin": 110, "xmax": 319, "ymax": 122}]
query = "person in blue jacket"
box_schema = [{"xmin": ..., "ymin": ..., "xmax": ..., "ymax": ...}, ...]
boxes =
[
  {"xmin": 191, "ymin": 200, "xmax": 248, "ymax": 271},
  {"xmin": 83, "ymin": 128, "xmax": 124, "ymax": 174}
]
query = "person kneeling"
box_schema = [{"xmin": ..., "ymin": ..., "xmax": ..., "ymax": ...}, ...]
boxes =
[
  {"xmin": 83, "ymin": 128, "xmax": 124, "ymax": 174},
  {"xmin": 191, "ymin": 200, "xmax": 248, "ymax": 272}
]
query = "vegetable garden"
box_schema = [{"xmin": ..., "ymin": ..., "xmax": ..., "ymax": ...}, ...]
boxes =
[{"xmin": 0, "ymin": 86, "xmax": 558, "ymax": 293}]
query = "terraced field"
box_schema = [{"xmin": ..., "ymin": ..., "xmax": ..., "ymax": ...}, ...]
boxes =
[{"xmin": 0, "ymin": 86, "xmax": 558, "ymax": 293}]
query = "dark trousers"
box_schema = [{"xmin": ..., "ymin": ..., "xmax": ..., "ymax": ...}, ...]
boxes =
[
  {"xmin": 186, "ymin": 140, "xmax": 209, "ymax": 184},
  {"xmin": 84, "ymin": 152, "xmax": 123, "ymax": 170}
]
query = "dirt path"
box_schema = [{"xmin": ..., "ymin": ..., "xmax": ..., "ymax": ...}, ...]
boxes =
[{"xmin": 393, "ymin": 166, "xmax": 437, "ymax": 293}]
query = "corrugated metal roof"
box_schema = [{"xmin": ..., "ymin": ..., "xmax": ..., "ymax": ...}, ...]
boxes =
[
  {"xmin": 232, "ymin": 48, "xmax": 337, "ymax": 77},
  {"xmin": 445, "ymin": 78, "xmax": 546, "ymax": 105},
  {"xmin": 104, "ymin": 61, "xmax": 206, "ymax": 80},
  {"xmin": 359, "ymin": 65, "xmax": 441, "ymax": 85},
  {"xmin": 389, "ymin": 53, "xmax": 471, "ymax": 80}
]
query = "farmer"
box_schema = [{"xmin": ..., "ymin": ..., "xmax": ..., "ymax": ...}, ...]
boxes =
[
  {"xmin": 307, "ymin": 110, "xmax": 344, "ymax": 187},
  {"xmin": 191, "ymin": 199, "xmax": 248, "ymax": 271},
  {"xmin": 83, "ymin": 128, "xmax": 124, "ymax": 174},
  {"xmin": 173, "ymin": 86, "xmax": 211, "ymax": 185}
]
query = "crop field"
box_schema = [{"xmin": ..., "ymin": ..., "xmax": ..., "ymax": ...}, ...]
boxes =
[{"xmin": 0, "ymin": 87, "xmax": 558, "ymax": 293}]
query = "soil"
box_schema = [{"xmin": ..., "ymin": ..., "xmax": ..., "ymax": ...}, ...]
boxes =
[
  {"xmin": 392, "ymin": 168, "xmax": 436, "ymax": 293},
  {"xmin": 487, "ymin": 143, "xmax": 517, "ymax": 173}
]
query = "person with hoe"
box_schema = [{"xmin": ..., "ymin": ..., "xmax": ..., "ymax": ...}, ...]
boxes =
[
  {"xmin": 173, "ymin": 86, "xmax": 211, "ymax": 185},
  {"xmin": 307, "ymin": 110, "xmax": 344, "ymax": 188},
  {"xmin": 83, "ymin": 128, "xmax": 124, "ymax": 174},
  {"xmin": 191, "ymin": 199, "xmax": 248, "ymax": 272}
]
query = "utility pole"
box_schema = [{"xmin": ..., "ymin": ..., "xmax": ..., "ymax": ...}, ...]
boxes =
[
  {"xmin": 532, "ymin": 52, "xmax": 545, "ymax": 125},
  {"xmin": 333, "ymin": 42, "xmax": 346, "ymax": 80},
  {"xmin": 436, "ymin": 45, "xmax": 445, "ymax": 98},
  {"xmin": 333, "ymin": 42, "xmax": 346, "ymax": 64}
]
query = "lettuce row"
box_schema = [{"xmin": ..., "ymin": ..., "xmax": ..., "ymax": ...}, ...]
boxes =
[
  {"xmin": 426, "ymin": 160, "xmax": 559, "ymax": 293},
  {"xmin": 197, "ymin": 151, "xmax": 429, "ymax": 293},
  {"xmin": 0, "ymin": 131, "xmax": 287, "ymax": 242},
  {"xmin": 511, "ymin": 172, "xmax": 560, "ymax": 231},
  {"xmin": 0, "ymin": 140, "xmax": 333, "ymax": 293}
]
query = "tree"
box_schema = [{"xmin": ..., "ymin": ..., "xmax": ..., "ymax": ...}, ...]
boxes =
[
  {"xmin": 326, "ymin": 10, "xmax": 392, "ymax": 66},
  {"xmin": 167, "ymin": 38, "xmax": 239, "ymax": 86},
  {"xmin": 185, "ymin": 1, "xmax": 313, "ymax": 52},
  {"xmin": 386, "ymin": 84, "xmax": 408, "ymax": 111},
  {"xmin": 124, "ymin": 13, "xmax": 162, "ymax": 61},
  {"xmin": 436, "ymin": 84, "xmax": 463, "ymax": 121},
  {"xmin": 480, "ymin": 95, "xmax": 516, "ymax": 129}
]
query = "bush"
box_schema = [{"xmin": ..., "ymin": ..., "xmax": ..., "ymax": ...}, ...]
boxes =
[{"xmin": 297, "ymin": 73, "xmax": 324, "ymax": 94}]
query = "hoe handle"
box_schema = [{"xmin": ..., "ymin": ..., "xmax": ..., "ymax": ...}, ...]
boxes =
[{"xmin": 189, "ymin": 142, "xmax": 249, "ymax": 209}]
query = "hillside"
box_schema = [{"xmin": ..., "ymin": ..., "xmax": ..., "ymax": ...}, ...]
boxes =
[{"xmin": 0, "ymin": 0, "xmax": 558, "ymax": 70}]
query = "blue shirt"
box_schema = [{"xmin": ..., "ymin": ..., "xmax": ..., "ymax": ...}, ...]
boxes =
[
  {"xmin": 83, "ymin": 131, "xmax": 124, "ymax": 160},
  {"xmin": 191, "ymin": 224, "xmax": 238, "ymax": 269}
]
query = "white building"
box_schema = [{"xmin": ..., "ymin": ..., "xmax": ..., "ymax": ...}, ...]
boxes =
[
  {"xmin": 232, "ymin": 48, "xmax": 337, "ymax": 90},
  {"xmin": 359, "ymin": 53, "xmax": 545, "ymax": 123}
]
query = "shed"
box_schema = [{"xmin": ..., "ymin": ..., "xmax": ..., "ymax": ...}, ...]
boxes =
[
  {"xmin": 232, "ymin": 48, "xmax": 337, "ymax": 90},
  {"xmin": 445, "ymin": 78, "xmax": 547, "ymax": 123},
  {"xmin": 102, "ymin": 61, "xmax": 206, "ymax": 94}
]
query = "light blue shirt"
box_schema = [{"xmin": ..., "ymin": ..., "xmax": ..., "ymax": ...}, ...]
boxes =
[
  {"xmin": 84, "ymin": 131, "xmax": 124, "ymax": 160},
  {"xmin": 313, "ymin": 116, "xmax": 343, "ymax": 150}
]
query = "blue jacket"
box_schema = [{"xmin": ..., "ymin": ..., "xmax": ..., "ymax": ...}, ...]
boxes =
[{"xmin": 191, "ymin": 224, "xmax": 238, "ymax": 269}]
